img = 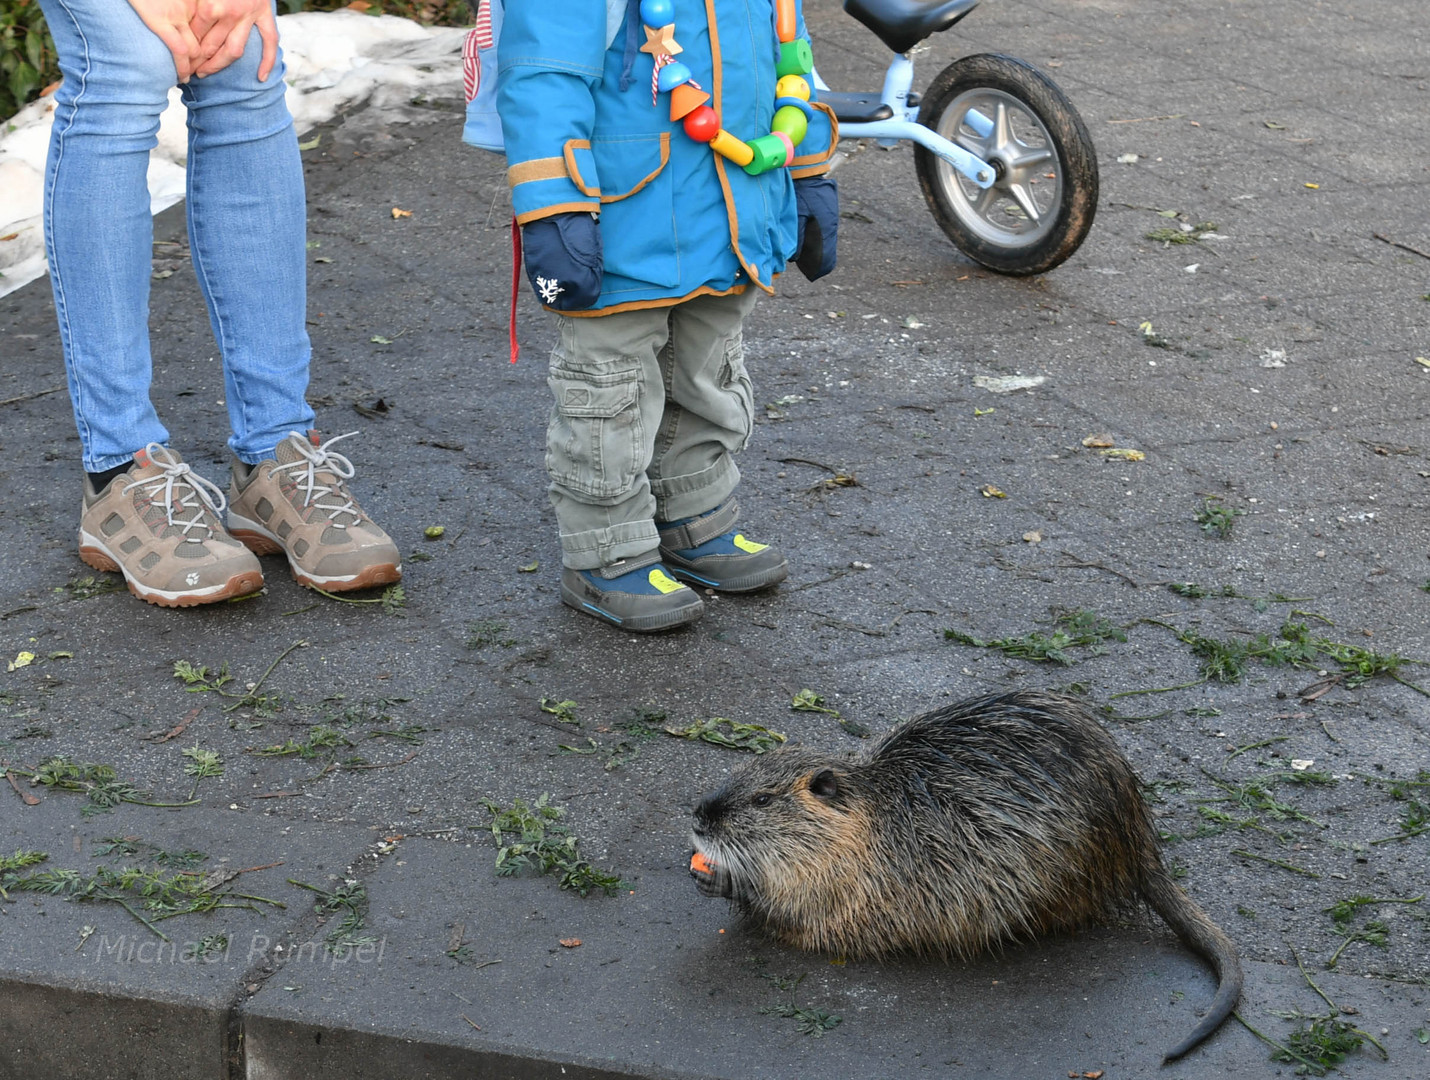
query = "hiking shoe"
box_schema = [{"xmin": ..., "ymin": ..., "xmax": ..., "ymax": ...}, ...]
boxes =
[
  {"xmin": 657, "ymin": 500, "xmax": 788, "ymax": 593},
  {"xmin": 560, "ymin": 550, "xmax": 705, "ymax": 633},
  {"xmin": 227, "ymin": 431, "xmax": 401, "ymax": 592},
  {"xmin": 77, "ymin": 444, "xmax": 265, "ymax": 608}
]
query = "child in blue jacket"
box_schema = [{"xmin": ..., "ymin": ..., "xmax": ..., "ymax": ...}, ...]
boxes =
[{"xmin": 499, "ymin": 0, "xmax": 838, "ymax": 632}]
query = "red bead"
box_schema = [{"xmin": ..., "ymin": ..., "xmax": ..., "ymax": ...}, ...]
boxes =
[{"xmin": 683, "ymin": 105, "xmax": 720, "ymax": 143}]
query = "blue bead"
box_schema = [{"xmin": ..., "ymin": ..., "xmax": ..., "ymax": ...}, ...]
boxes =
[
  {"xmin": 640, "ymin": 0, "xmax": 674, "ymax": 27},
  {"xmin": 657, "ymin": 61, "xmax": 692, "ymax": 92}
]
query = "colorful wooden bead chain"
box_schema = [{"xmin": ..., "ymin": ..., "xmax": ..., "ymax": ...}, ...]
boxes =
[{"xmin": 639, "ymin": 0, "xmax": 816, "ymax": 175}]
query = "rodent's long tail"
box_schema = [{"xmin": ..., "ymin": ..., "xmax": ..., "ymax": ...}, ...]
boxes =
[{"xmin": 1140, "ymin": 868, "xmax": 1244, "ymax": 1063}]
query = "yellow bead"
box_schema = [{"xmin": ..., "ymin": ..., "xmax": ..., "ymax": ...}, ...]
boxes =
[
  {"xmin": 709, "ymin": 129, "xmax": 755, "ymax": 167},
  {"xmin": 775, "ymin": 75, "xmax": 810, "ymax": 102}
]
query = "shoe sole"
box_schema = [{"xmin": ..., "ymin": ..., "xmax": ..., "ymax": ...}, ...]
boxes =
[
  {"xmin": 559, "ymin": 581, "xmax": 705, "ymax": 633},
  {"xmin": 78, "ymin": 534, "xmax": 264, "ymax": 609},
  {"xmin": 229, "ymin": 519, "xmax": 401, "ymax": 592},
  {"xmin": 662, "ymin": 559, "xmax": 789, "ymax": 594}
]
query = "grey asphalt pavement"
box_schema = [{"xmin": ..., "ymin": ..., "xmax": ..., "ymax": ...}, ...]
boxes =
[{"xmin": 2, "ymin": 1, "xmax": 1428, "ymax": 1078}]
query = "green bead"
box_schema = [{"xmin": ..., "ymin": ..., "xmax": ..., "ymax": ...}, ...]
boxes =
[
  {"xmin": 771, "ymin": 105, "xmax": 808, "ymax": 146},
  {"xmin": 776, "ymin": 39, "xmax": 813, "ymax": 79},
  {"xmin": 743, "ymin": 134, "xmax": 788, "ymax": 175}
]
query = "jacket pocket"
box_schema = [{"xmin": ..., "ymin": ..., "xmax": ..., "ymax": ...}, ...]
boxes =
[{"xmin": 567, "ymin": 133, "xmax": 678, "ymax": 289}]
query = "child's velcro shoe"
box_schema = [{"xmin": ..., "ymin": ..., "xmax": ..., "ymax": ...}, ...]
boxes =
[
  {"xmin": 561, "ymin": 550, "xmax": 704, "ymax": 633},
  {"xmin": 657, "ymin": 500, "xmax": 788, "ymax": 593}
]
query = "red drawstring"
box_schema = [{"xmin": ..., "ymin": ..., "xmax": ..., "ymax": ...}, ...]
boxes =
[{"xmin": 509, "ymin": 215, "xmax": 521, "ymax": 364}]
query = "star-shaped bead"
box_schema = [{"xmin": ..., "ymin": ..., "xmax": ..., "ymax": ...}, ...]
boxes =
[{"xmin": 640, "ymin": 23, "xmax": 682, "ymax": 58}]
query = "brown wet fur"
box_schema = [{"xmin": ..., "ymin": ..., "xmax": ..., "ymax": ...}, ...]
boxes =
[{"xmin": 690, "ymin": 690, "xmax": 1243, "ymax": 1062}]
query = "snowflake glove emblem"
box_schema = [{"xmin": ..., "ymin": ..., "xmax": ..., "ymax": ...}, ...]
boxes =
[{"xmin": 536, "ymin": 275, "xmax": 564, "ymax": 304}]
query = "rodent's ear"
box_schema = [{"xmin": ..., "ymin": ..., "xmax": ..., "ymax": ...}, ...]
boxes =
[{"xmin": 808, "ymin": 768, "xmax": 840, "ymax": 801}]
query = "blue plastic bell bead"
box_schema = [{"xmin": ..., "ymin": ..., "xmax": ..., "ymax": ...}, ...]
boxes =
[
  {"xmin": 657, "ymin": 61, "xmax": 693, "ymax": 93},
  {"xmin": 640, "ymin": 0, "xmax": 674, "ymax": 27}
]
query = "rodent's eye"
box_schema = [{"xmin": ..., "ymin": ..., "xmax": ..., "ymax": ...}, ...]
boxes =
[{"xmin": 753, "ymin": 792, "xmax": 773, "ymax": 807}]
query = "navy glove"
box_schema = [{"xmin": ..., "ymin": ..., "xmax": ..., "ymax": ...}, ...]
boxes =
[
  {"xmin": 521, "ymin": 212, "xmax": 603, "ymax": 310},
  {"xmin": 793, "ymin": 175, "xmax": 838, "ymax": 281}
]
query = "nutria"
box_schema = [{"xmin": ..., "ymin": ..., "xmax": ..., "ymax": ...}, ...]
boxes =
[{"xmin": 689, "ymin": 689, "xmax": 1242, "ymax": 1063}]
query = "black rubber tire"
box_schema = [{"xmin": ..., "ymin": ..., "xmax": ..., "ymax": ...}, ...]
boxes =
[{"xmin": 914, "ymin": 53, "xmax": 1098, "ymax": 276}]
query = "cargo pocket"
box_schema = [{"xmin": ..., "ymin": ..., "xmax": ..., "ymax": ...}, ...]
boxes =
[
  {"xmin": 575, "ymin": 133, "xmax": 678, "ymax": 289},
  {"xmin": 720, "ymin": 338, "xmax": 755, "ymax": 452},
  {"xmin": 545, "ymin": 367, "xmax": 645, "ymax": 501}
]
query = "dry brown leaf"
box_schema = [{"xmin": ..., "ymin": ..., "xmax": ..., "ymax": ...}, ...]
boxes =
[
  {"xmin": 559, "ymin": 938, "xmax": 582, "ymax": 948},
  {"xmin": 1081, "ymin": 434, "xmax": 1115, "ymax": 448},
  {"xmin": 1022, "ymin": 531, "xmax": 1042, "ymax": 543},
  {"xmin": 391, "ymin": 207, "xmax": 413, "ymax": 219}
]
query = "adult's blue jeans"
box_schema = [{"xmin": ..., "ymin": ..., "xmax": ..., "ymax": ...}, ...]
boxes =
[{"xmin": 39, "ymin": 0, "xmax": 314, "ymax": 472}]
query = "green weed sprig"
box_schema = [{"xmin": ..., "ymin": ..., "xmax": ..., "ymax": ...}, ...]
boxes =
[
  {"xmin": 663, "ymin": 716, "xmax": 787, "ymax": 754},
  {"xmin": 943, "ymin": 609, "xmax": 1127, "ymax": 666},
  {"xmin": 482, "ymin": 794, "xmax": 626, "ymax": 897}
]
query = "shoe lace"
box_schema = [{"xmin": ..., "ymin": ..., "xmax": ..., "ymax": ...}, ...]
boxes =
[
  {"xmin": 271, "ymin": 431, "xmax": 363, "ymax": 528},
  {"xmin": 120, "ymin": 443, "xmax": 226, "ymax": 544}
]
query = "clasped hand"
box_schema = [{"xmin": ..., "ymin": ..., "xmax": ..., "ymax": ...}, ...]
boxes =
[{"xmin": 127, "ymin": 0, "xmax": 279, "ymax": 83}]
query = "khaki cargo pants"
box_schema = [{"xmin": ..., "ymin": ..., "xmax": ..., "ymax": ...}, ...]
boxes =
[{"xmin": 546, "ymin": 288, "xmax": 760, "ymax": 571}]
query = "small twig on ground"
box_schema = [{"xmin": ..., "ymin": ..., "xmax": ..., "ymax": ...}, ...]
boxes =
[
  {"xmin": 0, "ymin": 386, "xmax": 65, "ymax": 408},
  {"xmin": 154, "ymin": 706, "xmax": 203, "ymax": 743},
  {"xmin": 1227, "ymin": 736, "xmax": 1290, "ymax": 762},
  {"xmin": 1373, "ymin": 232, "xmax": 1430, "ymax": 261},
  {"xmin": 1107, "ymin": 678, "xmax": 1207, "ymax": 699},
  {"xmin": 342, "ymin": 751, "xmax": 419, "ymax": 771},
  {"xmin": 1108, "ymin": 114, "xmax": 1184, "ymax": 124},
  {"xmin": 228, "ymin": 640, "xmax": 307, "ymax": 713},
  {"xmin": 234, "ymin": 860, "xmax": 285, "ymax": 875},
  {"xmin": 1057, "ymin": 551, "xmax": 1142, "ymax": 587},
  {"xmin": 5, "ymin": 769, "xmax": 41, "ymax": 805},
  {"xmin": 1232, "ymin": 848, "xmax": 1320, "ymax": 877}
]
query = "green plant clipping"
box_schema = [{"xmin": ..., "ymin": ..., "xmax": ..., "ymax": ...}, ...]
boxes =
[
  {"xmin": 944, "ymin": 609, "xmax": 1126, "ymax": 666},
  {"xmin": 1173, "ymin": 619, "xmax": 1419, "ymax": 692},
  {"xmin": 758, "ymin": 972, "xmax": 842, "ymax": 1038},
  {"xmin": 790, "ymin": 689, "xmax": 869, "ymax": 737},
  {"xmin": 181, "ymin": 746, "xmax": 223, "ymax": 800},
  {"xmin": 664, "ymin": 716, "xmax": 787, "ymax": 754},
  {"xmin": 254, "ymin": 724, "xmax": 349, "ymax": 758},
  {"xmin": 172, "ymin": 641, "xmax": 306, "ymax": 716},
  {"xmin": 1271, "ymin": 1014, "xmax": 1382, "ymax": 1074},
  {"xmin": 482, "ymin": 794, "xmax": 626, "ymax": 897},
  {"xmin": 539, "ymin": 698, "xmax": 579, "ymax": 724},
  {"xmin": 54, "ymin": 575, "xmax": 124, "ymax": 600},
  {"xmin": 1194, "ymin": 497, "xmax": 1245, "ymax": 538},
  {"xmin": 17, "ymin": 756, "xmax": 196, "ymax": 815},
  {"xmin": 289, "ymin": 878, "xmax": 376, "ymax": 954},
  {"xmin": 4, "ymin": 849, "xmax": 284, "ymax": 941}
]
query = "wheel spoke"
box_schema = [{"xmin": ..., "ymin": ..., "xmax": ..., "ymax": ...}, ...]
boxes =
[
  {"xmin": 973, "ymin": 183, "xmax": 999, "ymax": 218},
  {"xmin": 992, "ymin": 101, "xmax": 1015, "ymax": 156},
  {"xmin": 1008, "ymin": 146, "xmax": 1054, "ymax": 172},
  {"xmin": 1008, "ymin": 182, "xmax": 1041, "ymax": 224}
]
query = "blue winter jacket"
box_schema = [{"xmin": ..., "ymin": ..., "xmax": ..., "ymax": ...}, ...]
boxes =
[{"xmin": 497, "ymin": 0, "xmax": 837, "ymax": 314}]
